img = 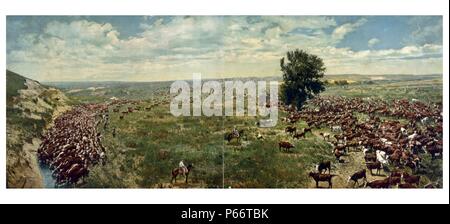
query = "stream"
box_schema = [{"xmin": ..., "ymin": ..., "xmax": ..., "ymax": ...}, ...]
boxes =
[{"xmin": 39, "ymin": 163, "xmax": 57, "ymax": 188}]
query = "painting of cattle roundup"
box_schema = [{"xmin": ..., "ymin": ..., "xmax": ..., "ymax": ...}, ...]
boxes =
[{"xmin": 6, "ymin": 16, "xmax": 444, "ymax": 189}]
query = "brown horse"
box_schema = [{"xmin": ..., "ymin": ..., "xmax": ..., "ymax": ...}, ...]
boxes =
[
  {"xmin": 171, "ymin": 164, "xmax": 194, "ymax": 184},
  {"xmin": 224, "ymin": 130, "xmax": 245, "ymax": 143}
]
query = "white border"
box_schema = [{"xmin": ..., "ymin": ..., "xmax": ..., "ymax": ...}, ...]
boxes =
[{"xmin": 1, "ymin": 0, "xmax": 449, "ymax": 204}]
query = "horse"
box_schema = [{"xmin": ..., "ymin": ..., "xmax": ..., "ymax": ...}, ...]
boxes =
[
  {"xmin": 171, "ymin": 164, "xmax": 194, "ymax": 184},
  {"xmin": 224, "ymin": 130, "xmax": 245, "ymax": 143}
]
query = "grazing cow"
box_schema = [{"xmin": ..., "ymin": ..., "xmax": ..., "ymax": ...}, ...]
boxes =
[
  {"xmin": 426, "ymin": 145, "xmax": 442, "ymax": 160},
  {"xmin": 309, "ymin": 172, "xmax": 336, "ymax": 188},
  {"xmin": 334, "ymin": 149, "xmax": 344, "ymax": 162},
  {"xmin": 348, "ymin": 169, "xmax": 367, "ymax": 187},
  {"xmin": 387, "ymin": 176, "xmax": 401, "ymax": 186},
  {"xmin": 332, "ymin": 126, "xmax": 342, "ymax": 132},
  {"xmin": 364, "ymin": 153, "xmax": 377, "ymax": 162},
  {"xmin": 390, "ymin": 170, "xmax": 402, "ymax": 178},
  {"xmin": 334, "ymin": 144, "xmax": 347, "ymax": 154},
  {"xmin": 293, "ymin": 132, "xmax": 306, "ymax": 139},
  {"xmin": 303, "ymin": 127, "xmax": 312, "ymax": 135},
  {"xmin": 285, "ymin": 126, "xmax": 297, "ymax": 135},
  {"xmin": 119, "ymin": 116, "xmax": 124, "ymax": 120},
  {"xmin": 278, "ymin": 141, "xmax": 294, "ymax": 152},
  {"xmin": 316, "ymin": 161, "xmax": 331, "ymax": 174},
  {"xmin": 366, "ymin": 161, "xmax": 382, "ymax": 175},
  {"xmin": 366, "ymin": 178, "xmax": 390, "ymax": 188},
  {"xmin": 405, "ymin": 159, "xmax": 420, "ymax": 173},
  {"xmin": 319, "ymin": 132, "xmax": 330, "ymax": 141},
  {"xmin": 402, "ymin": 173, "xmax": 420, "ymax": 185},
  {"xmin": 408, "ymin": 131, "xmax": 417, "ymax": 140},
  {"xmin": 421, "ymin": 117, "xmax": 431, "ymax": 125},
  {"xmin": 400, "ymin": 127, "xmax": 408, "ymax": 136}
]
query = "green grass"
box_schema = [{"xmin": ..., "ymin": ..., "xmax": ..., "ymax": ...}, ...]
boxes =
[{"xmin": 62, "ymin": 74, "xmax": 443, "ymax": 188}]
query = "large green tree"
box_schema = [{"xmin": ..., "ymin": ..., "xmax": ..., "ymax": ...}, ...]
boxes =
[{"xmin": 280, "ymin": 49, "xmax": 326, "ymax": 109}]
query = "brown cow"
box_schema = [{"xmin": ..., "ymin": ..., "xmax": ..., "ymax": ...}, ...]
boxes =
[
  {"xmin": 316, "ymin": 161, "xmax": 331, "ymax": 174},
  {"xmin": 364, "ymin": 153, "xmax": 377, "ymax": 162},
  {"xmin": 303, "ymin": 127, "xmax": 312, "ymax": 135},
  {"xmin": 366, "ymin": 161, "xmax": 382, "ymax": 175},
  {"xmin": 293, "ymin": 132, "xmax": 306, "ymax": 139},
  {"xmin": 348, "ymin": 169, "xmax": 367, "ymax": 187},
  {"xmin": 387, "ymin": 176, "xmax": 401, "ymax": 186},
  {"xmin": 285, "ymin": 126, "xmax": 297, "ymax": 135},
  {"xmin": 309, "ymin": 172, "xmax": 336, "ymax": 188},
  {"xmin": 402, "ymin": 173, "xmax": 420, "ymax": 185},
  {"xmin": 366, "ymin": 178, "xmax": 390, "ymax": 188},
  {"xmin": 279, "ymin": 141, "xmax": 294, "ymax": 152},
  {"xmin": 334, "ymin": 149, "xmax": 345, "ymax": 162}
]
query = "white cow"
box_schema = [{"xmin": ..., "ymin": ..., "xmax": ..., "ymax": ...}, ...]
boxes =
[
  {"xmin": 376, "ymin": 150, "xmax": 389, "ymax": 166},
  {"xmin": 400, "ymin": 127, "xmax": 408, "ymax": 136},
  {"xmin": 421, "ymin": 117, "xmax": 431, "ymax": 125},
  {"xmin": 408, "ymin": 131, "xmax": 417, "ymax": 140},
  {"xmin": 363, "ymin": 147, "xmax": 370, "ymax": 155},
  {"xmin": 332, "ymin": 126, "xmax": 342, "ymax": 132}
]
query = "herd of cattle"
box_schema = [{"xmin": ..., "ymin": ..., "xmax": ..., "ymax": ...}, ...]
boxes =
[
  {"xmin": 278, "ymin": 96, "xmax": 443, "ymax": 188},
  {"xmin": 37, "ymin": 90, "xmax": 443, "ymax": 188},
  {"xmin": 37, "ymin": 98, "xmax": 165, "ymax": 186},
  {"xmin": 38, "ymin": 104, "xmax": 109, "ymax": 185}
]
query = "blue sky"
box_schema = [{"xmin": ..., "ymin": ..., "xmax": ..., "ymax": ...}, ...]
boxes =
[{"xmin": 7, "ymin": 16, "xmax": 443, "ymax": 81}]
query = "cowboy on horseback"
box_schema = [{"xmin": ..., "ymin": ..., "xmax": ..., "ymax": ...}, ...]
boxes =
[
  {"xmin": 232, "ymin": 126, "xmax": 240, "ymax": 138},
  {"xmin": 172, "ymin": 162, "xmax": 194, "ymax": 184},
  {"xmin": 179, "ymin": 160, "xmax": 188, "ymax": 175}
]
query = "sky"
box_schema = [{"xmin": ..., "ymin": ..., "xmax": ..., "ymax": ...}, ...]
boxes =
[{"xmin": 6, "ymin": 16, "xmax": 443, "ymax": 82}]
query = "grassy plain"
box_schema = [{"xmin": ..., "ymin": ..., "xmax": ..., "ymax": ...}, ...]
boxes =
[{"xmin": 54, "ymin": 74, "xmax": 443, "ymax": 188}]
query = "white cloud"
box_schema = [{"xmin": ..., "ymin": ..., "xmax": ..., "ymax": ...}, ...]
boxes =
[
  {"xmin": 368, "ymin": 38, "xmax": 380, "ymax": 48},
  {"xmin": 6, "ymin": 17, "xmax": 443, "ymax": 81},
  {"xmin": 405, "ymin": 16, "xmax": 442, "ymax": 45},
  {"xmin": 332, "ymin": 18, "xmax": 367, "ymax": 42}
]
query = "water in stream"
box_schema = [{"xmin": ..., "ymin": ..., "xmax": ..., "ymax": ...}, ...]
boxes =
[{"xmin": 39, "ymin": 163, "xmax": 57, "ymax": 188}]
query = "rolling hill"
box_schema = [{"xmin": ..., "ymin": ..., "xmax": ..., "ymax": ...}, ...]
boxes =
[{"xmin": 6, "ymin": 70, "xmax": 70, "ymax": 188}]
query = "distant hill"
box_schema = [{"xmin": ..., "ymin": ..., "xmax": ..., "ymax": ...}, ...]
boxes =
[{"xmin": 6, "ymin": 70, "xmax": 70, "ymax": 188}]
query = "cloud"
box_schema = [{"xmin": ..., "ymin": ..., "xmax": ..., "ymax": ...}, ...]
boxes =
[
  {"xmin": 332, "ymin": 18, "xmax": 367, "ymax": 42},
  {"xmin": 405, "ymin": 16, "xmax": 442, "ymax": 45},
  {"xmin": 368, "ymin": 38, "xmax": 380, "ymax": 48},
  {"xmin": 6, "ymin": 16, "xmax": 443, "ymax": 81}
]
